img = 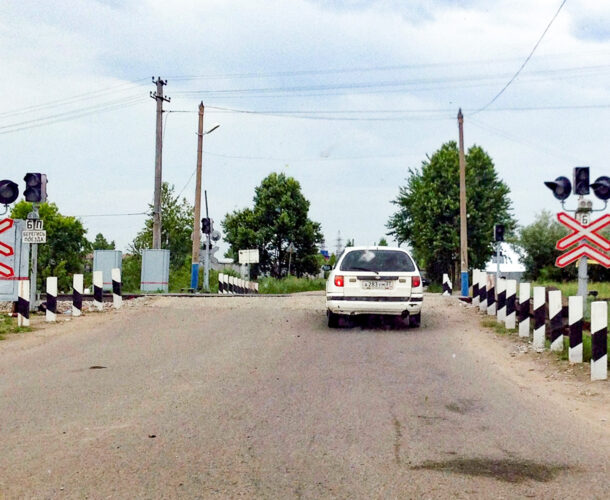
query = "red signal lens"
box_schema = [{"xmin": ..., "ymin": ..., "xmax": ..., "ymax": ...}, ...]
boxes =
[
  {"xmin": 334, "ymin": 275, "xmax": 344, "ymax": 287},
  {"xmin": 412, "ymin": 276, "xmax": 421, "ymax": 288}
]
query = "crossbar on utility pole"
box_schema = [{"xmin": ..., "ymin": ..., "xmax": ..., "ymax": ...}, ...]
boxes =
[
  {"xmin": 191, "ymin": 102, "xmax": 205, "ymax": 290},
  {"xmin": 150, "ymin": 77, "xmax": 170, "ymax": 249},
  {"xmin": 458, "ymin": 109, "xmax": 469, "ymax": 296}
]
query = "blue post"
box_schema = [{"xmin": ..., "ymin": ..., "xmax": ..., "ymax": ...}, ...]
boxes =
[
  {"xmin": 461, "ymin": 271, "xmax": 469, "ymax": 298},
  {"xmin": 190, "ymin": 263, "xmax": 199, "ymax": 290}
]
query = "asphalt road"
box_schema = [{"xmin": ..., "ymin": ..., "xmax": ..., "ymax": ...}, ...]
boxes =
[{"xmin": 0, "ymin": 293, "xmax": 608, "ymax": 498}]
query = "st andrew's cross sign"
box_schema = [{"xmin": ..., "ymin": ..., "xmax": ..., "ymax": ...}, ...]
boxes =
[{"xmin": 555, "ymin": 212, "xmax": 610, "ymax": 268}]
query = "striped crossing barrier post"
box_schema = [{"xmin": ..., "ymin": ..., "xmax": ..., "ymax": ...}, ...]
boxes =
[
  {"xmin": 504, "ymin": 279, "xmax": 516, "ymax": 330},
  {"xmin": 568, "ymin": 295, "xmax": 583, "ymax": 363},
  {"xmin": 228, "ymin": 276, "xmax": 235, "ymax": 295},
  {"xmin": 255, "ymin": 282, "xmax": 259, "ymax": 294},
  {"xmin": 478, "ymin": 271, "xmax": 487, "ymax": 312},
  {"xmin": 549, "ymin": 290, "xmax": 563, "ymax": 352},
  {"xmin": 46, "ymin": 277, "xmax": 57, "ymax": 322},
  {"xmin": 112, "ymin": 268, "xmax": 122, "ymax": 309},
  {"xmin": 590, "ymin": 301, "xmax": 608, "ymax": 381},
  {"xmin": 93, "ymin": 270, "xmax": 103, "ymax": 311},
  {"xmin": 17, "ymin": 280, "xmax": 30, "ymax": 327},
  {"xmin": 533, "ymin": 286, "xmax": 546, "ymax": 350},
  {"xmin": 486, "ymin": 274, "xmax": 496, "ymax": 316},
  {"xmin": 73, "ymin": 274, "xmax": 83, "ymax": 317},
  {"xmin": 518, "ymin": 282, "xmax": 530, "ymax": 338},
  {"xmin": 442, "ymin": 274, "xmax": 452, "ymax": 295},
  {"xmin": 217, "ymin": 273, "xmax": 224, "ymax": 294},
  {"xmin": 472, "ymin": 269, "xmax": 480, "ymax": 307},
  {"xmin": 496, "ymin": 278, "xmax": 506, "ymax": 323}
]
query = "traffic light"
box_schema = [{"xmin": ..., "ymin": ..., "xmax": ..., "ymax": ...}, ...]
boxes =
[
  {"xmin": 201, "ymin": 217, "xmax": 212, "ymax": 234},
  {"xmin": 544, "ymin": 176, "xmax": 572, "ymax": 201},
  {"xmin": 573, "ymin": 166, "xmax": 590, "ymax": 196},
  {"xmin": 0, "ymin": 180, "xmax": 19, "ymax": 205},
  {"xmin": 494, "ymin": 224, "xmax": 505, "ymax": 242},
  {"xmin": 23, "ymin": 173, "xmax": 47, "ymax": 202},
  {"xmin": 590, "ymin": 176, "xmax": 610, "ymax": 201}
]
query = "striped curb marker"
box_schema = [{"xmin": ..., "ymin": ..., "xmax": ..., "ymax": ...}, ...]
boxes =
[
  {"xmin": 568, "ymin": 295, "xmax": 583, "ymax": 364},
  {"xmin": 17, "ymin": 279, "xmax": 30, "ymax": 327},
  {"xmin": 112, "ymin": 268, "xmax": 122, "ymax": 309},
  {"xmin": 518, "ymin": 282, "xmax": 530, "ymax": 338},
  {"xmin": 478, "ymin": 271, "xmax": 487, "ymax": 312},
  {"xmin": 472, "ymin": 269, "xmax": 480, "ymax": 306},
  {"xmin": 73, "ymin": 274, "xmax": 83, "ymax": 317},
  {"xmin": 504, "ymin": 279, "xmax": 516, "ymax": 330},
  {"xmin": 533, "ymin": 286, "xmax": 546, "ymax": 350},
  {"xmin": 93, "ymin": 270, "xmax": 103, "ymax": 311},
  {"xmin": 442, "ymin": 273, "xmax": 452, "ymax": 295},
  {"xmin": 218, "ymin": 273, "xmax": 225, "ymax": 294},
  {"xmin": 46, "ymin": 277, "xmax": 57, "ymax": 322},
  {"xmin": 591, "ymin": 301, "xmax": 608, "ymax": 381},
  {"xmin": 486, "ymin": 274, "xmax": 496, "ymax": 316},
  {"xmin": 496, "ymin": 278, "xmax": 506, "ymax": 323},
  {"xmin": 549, "ymin": 290, "xmax": 563, "ymax": 352}
]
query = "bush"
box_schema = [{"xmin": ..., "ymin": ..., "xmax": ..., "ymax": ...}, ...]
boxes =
[{"xmin": 258, "ymin": 276, "xmax": 325, "ymax": 294}]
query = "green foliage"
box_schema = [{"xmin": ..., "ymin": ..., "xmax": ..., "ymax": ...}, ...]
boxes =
[
  {"xmin": 387, "ymin": 141, "xmax": 514, "ymax": 283},
  {"xmin": 121, "ymin": 254, "xmax": 141, "ymax": 293},
  {"xmin": 91, "ymin": 233, "xmax": 115, "ymax": 250},
  {"xmin": 0, "ymin": 315, "xmax": 32, "ymax": 339},
  {"xmin": 258, "ymin": 276, "xmax": 325, "ymax": 294},
  {"xmin": 129, "ymin": 182, "xmax": 194, "ymax": 270},
  {"xmin": 222, "ymin": 172, "xmax": 323, "ymax": 278},
  {"xmin": 11, "ymin": 201, "xmax": 89, "ymax": 291},
  {"xmin": 377, "ymin": 237, "xmax": 388, "ymax": 246}
]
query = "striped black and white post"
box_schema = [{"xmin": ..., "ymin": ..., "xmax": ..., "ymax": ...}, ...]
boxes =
[
  {"xmin": 496, "ymin": 278, "xmax": 506, "ymax": 323},
  {"xmin": 442, "ymin": 273, "xmax": 452, "ymax": 296},
  {"xmin": 590, "ymin": 301, "xmax": 607, "ymax": 381},
  {"xmin": 112, "ymin": 268, "xmax": 122, "ymax": 309},
  {"xmin": 217, "ymin": 273, "xmax": 224, "ymax": 294},
  {"xmin": 254, "ymin": 282, "xmax": 259, "ymax": 294},
  {"xmin": 533, "ymin": 286, "xmax": 546, "ymax": 350},
  {"xmin": 518, "ymin": 282, "xmax": 530, "ymax": 338},
  {"xmin": 472, "ymin": 269, "xmax": 480, "ymax": 307},
  {"xmin": 229, "ymin": 276, "xmax": 235, "ymax": 295},
  {"xmin": 504, "ymin": 279, "xmax": 516, "ymax": 330},
  {"xmin": 478, "ymin": 271, "xmax": 487, "ymax": 313},
  {"xmin": 17, "ymin": 279, "xmax": 30, "ymax": 327},
  {"xmin": 73, "ymin": 274, "xmax": 83, "ymax": 317},
  {"xmin": 46, "ymin": 276, "xmax": 57, "ymax": 322},
  {"xmin": 93, "ymin": 270, "xmax": 103, "ymax": 311},
  {"xmin": 568, "ymin": 295, "xmax": 583, "ymax": 363},
  {"xmin": 549, "ymin": 290, "xmax": 563, "ymax": 352},
  {"xmin": 487, "ymin": 274, "xmax": 496, "ymax": 316}
]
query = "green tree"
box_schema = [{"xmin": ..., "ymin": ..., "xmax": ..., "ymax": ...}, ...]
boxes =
[
  {"xmin": 377, "ymin": 237, "xmax": 388, "ymax": 246},
  {"xmin": 129, "ymin": 182, "xmax": 194, "ymax": 270},
  {"xmin": 11, "ymin": 201, "xmax": 89, "ymax": 291},
  {"xmin": 91, "ymin": 233, "xmax": 115, "ymax": 250},
  {"xmin": 222, "ymin": 172, "xmax": 323, "ymax": 277},
  {"xmin": 387, "ymin": 141, "xmax": 514, "ymax": 283}
]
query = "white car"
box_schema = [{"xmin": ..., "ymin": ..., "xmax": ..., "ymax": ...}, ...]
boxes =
[{"xmin": 326, "ymin": 246, "xmax": 423, "ymax": 328}]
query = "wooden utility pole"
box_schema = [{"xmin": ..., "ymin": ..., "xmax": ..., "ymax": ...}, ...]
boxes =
[
  {"xmin": 150, "ymin": 77, "xmax": 170, "ymax": 249},
  {"xmin": 457, "ymin": 109, "xmax": 469, "ymax": 296},
  {"xmin": 191, "ymin": 103, "xmax": 205, "ymax": 290}
]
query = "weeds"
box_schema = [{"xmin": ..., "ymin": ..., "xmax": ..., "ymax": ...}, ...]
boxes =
[
  {"xmin": 0, "ymin": 315, "xmax": 32, "ymax": 339},
  {"xmin": 258, "ymin": 276, "xmax": 325, "ymax": 294}
]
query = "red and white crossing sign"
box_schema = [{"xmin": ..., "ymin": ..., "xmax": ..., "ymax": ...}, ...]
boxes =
[
  {"xmin": 0, "ymin": 218, "xmax": 15, "ymax": 278},
  {"xmin": 555, "ymin": 212, "xmax": 610, "ymax": 268}
]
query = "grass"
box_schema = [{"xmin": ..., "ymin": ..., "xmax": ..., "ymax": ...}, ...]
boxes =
[
  {"xmin": 258, "ymin": 276, "xmax": 325, "ymax": 294},
  {"xmin": 0, "ymin": 315, "xmax": 32, "ymax": 340},
  {"xmin": 480, "ymin": 317, "xmax": 517, "ymax": 336}
]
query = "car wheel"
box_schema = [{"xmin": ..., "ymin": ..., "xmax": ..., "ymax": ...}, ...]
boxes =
[
  {"xmin": 328, "ymin": 311, "xmax": 340, "ymax": 328},
  {"xmin": 409, "ymin": 313, "xmax": 421, "ymax": 328}
]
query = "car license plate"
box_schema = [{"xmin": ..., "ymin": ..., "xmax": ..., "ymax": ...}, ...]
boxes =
[{"xmin": 362, "ymin": 280, "xmax": 392, "ymax": 290}]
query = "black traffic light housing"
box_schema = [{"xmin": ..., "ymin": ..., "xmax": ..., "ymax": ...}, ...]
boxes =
[
  {"xmin": 0, "ymin": 180, "xmax": 19, "ymax": 205},
  {"xmin": 544, "ymin": 176, "xmax": 572, "ymax": 201},
  {"xmin": 573, "ymin": 167, "xmax": 590, "ymax": 195},
  {"xmin": 590, "ymin": 176, "xmax": 610, "ymax": 201},
  {"xmin": 494, "ymin": 224, "xmax": 505, "ymax": 242},
  {"xmin": 201, "ymin": 217, "xmax": 212, "ymax": 234},
  {"xmin": 23, "ymin": 173, "xmax": 47, "ymax": 203}
]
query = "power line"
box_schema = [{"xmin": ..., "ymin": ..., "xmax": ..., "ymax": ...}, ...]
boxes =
[
  {"xmin": 74, "ymin": 211, "xmax": 148, "ymax": 218},
  {"xmin": 473, "ymin": 0, "xmax": 568, "ymax": 114}
]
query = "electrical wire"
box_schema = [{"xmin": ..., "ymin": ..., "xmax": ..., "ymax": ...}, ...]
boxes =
[
  {"xmin": 472, "ymin": 0, "xmax": 568, "ymax": 114},
  {"xmin": 74, "ymin": 211, "xmax": 148, "ymax": 218}
]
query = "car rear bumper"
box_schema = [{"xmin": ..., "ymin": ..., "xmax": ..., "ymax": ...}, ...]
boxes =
[{"xmin": 326, "ymin": 295, "xmax": 423, "ymax": 316}]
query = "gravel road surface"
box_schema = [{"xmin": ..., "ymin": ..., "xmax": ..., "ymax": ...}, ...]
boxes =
[{"xmin": 0, "ymin": 293, "xmax": 608, "ymax": 498}]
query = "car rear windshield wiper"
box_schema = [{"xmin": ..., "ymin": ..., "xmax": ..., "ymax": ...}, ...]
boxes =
[{"xmin": 348, "ymin": 266, "xmax": 379, "ymax": 274}]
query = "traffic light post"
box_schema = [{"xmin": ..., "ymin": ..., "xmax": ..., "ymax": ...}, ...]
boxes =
[
  {"xmin": 494, "ymin": 224, "xmax": 505, "ymax": 284},
  {"xmin": 23, "ymin": 173, "xmax": 47, "ymax": 311}
]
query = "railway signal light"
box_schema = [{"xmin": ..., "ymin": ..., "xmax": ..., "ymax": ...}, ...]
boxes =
[
  {"xmin": 544, "ymin": 176, "xmax": 572, "ymax": 201},
  {"xmin": 590, "ymin": 176, "xmax": 610, "ymax": 201},
  {"xmin": 494, "ymin": 224, "xmax": 505, "ymax": 242},
  {"xmin": 23, "ymin": 173, "xmax": 47, "ymax": 203},
  {"xmin": 0, "ymin": 180, "xmax": 19, "ymax": 205},
  {"xmin": 201, "ymin": 217, "xmax": 212, "ymax": 234},
  {"xmin": 573, "ymin": 167, "xmax": 590, "ymax": 196}
]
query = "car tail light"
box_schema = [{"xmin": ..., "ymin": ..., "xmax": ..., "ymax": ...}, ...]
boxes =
[
  {"xmin": 334, "ymin": 275, "xmax": 344, "ymax": 287},
  {"xmin": 412, "ymin": 276, "xmax": 421, "ymax": 288}
]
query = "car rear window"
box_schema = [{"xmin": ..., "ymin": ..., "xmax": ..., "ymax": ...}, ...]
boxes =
[{"xmin": 339, "ymin": 250, "xmax": 416, "ymax": 273}]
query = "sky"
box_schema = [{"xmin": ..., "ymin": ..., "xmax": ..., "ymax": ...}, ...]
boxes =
[{"xmin": 2, "ymin": 0, "xmax": 610, "ymax": 257}]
